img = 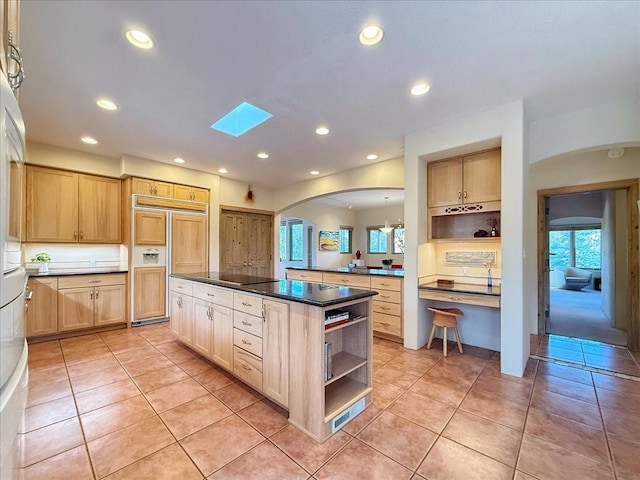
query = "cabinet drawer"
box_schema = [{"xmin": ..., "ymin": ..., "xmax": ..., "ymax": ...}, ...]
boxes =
[
  {"xmin": 370, "ymin": 276, "xmax": 402, "ymax": 292},
  {"xmin": 373, "ymin": 300, "xmax": 402, "ymax": 317},
  {"xmin": 234, "ymin": 293, "xmax": 263, "ymax": 317},
  {"xmin": 322, "ymin": 273, "xmax": 371, "ymax": 289},
  {"xmin": 418, "ymin": 289, "xmax": 500, "ymax": 308},
  {"xmin": 58, "ymin": 273, "xmax": 126, "ymax": 289},
  {"xmin": 373, "ymin": 313, "xmax": 402, "ymax": 337},
  {"xmin": 234, "ymin": 347, "xmax": 263, "ymax": 391},
  {"xmin": 372, "ymin": 289, "xmax": 401, "ymax": 304},
  {"xmin": 169, "ymin": 277, "xmax": 193, "ymax": 296},
  {"xmin": 192, "ymin": 283, "xmax": 233, "ymax": 307},
  {"xmin": 286, "ymin": 269, "xmax": 323, "ymax": 283},
  {"xmin": 234, "ymin": 311, "xmax": 263, "ymax": 338},
  {"xmin": 233, "ymin": 328, "xmax": 262, "ymax": 358}
]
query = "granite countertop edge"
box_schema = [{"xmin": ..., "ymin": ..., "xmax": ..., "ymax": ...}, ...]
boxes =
[
  {"xmin": 287, "ymin": 266, "xmax": 404, "ymax": 278},
  {"xmin": 28, "ymin": 268, "xmax": 129, "ymax": 277}
]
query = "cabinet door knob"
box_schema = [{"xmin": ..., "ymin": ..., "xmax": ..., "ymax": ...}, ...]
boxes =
[
  {"xmin": 458, "ymin": 191, "xmax": 462, "ymax": 200},
  {"xmin": 74, "ymin": 231, "xmax": 78, "ymax": 240},
  {"xmin": 95, "ymin": 289, "xmax": 99, "ymax": 299},
  {"xmin": 464, "ymin": 190, "xmax": 467, "ymax": 199},
  {"xmin": 80, "ymin": 232, "xmax": 83, "ymax": 240}
]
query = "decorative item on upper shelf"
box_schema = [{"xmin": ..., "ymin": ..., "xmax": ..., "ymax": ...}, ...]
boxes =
[
  {"xmin": 31, "ymin": 252, "xmax": 52, "ymax": 274},
  {"xmin": 245, "ymin": 184, "xmax": 254, "ymax": 202},
  {"xmin": 487, "ymin": 218, "xmax": 498, "ymax": 237},
  {"xmin": 473, "ymin": 229, "xmax": 488, "ymax": 237},
  {"xmin": 381, "ymin": 258, "xmax": 393, "ymax": 270},
  {"xmin": 484, "ymin": 261, "xmax": 494, "ymax": 288},
  {"xmin": 355, "ymin": 249, "xmax": 362, "ymax": 259}
]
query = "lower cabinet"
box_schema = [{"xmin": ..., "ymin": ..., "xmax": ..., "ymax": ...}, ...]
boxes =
[
  {"xmin": 26, "ymin": 277, "xmax": 58, "ymax": 337},
  {"xmin": 262, "ymin": 299, "xmax": 289, "ymax": 407},
  {"xmin": 134, "ymin": 267, "xmax": 166, "ymax": 320},
  {"xmin": 169, "ymin": 289, "xmax": 193, "ymax": 345},
  {"xmin": 210, "ymin": 304, "xmax": 233, "ymax": 371}
]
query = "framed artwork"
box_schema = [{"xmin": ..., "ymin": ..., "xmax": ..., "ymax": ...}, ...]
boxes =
[
  {"xmin": 445, "ymin": 251, "xmax": 496, "ymax": 265},
  {"xmin": 319, "ymin": 231, "xmax": 339, "ymax": 251}
]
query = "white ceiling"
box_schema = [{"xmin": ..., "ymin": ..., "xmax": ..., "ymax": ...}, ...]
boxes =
[{"xmin": 18, "ymin": 1, "xmax": 640, "ymax": 191}]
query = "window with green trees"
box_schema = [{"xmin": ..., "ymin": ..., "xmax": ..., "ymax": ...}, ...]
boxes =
[{"xmin": 549, "ymin": 227, "xmax": 601, "ymax": 269}]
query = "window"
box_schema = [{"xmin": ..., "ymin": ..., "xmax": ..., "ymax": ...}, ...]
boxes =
[
  {"xmin": 549, "ymin": 227, "xmax": 601, "ymax": 269},
  {"xmin": 367, "ymin": 227, "xmax": 388, "ymax": 254},
  {"xmin": 280, "ymin": 219, "xmax": 304, "ymax": 261},
  {"xmin": 393, "ymin": 226, "xmax": 405, "ymax": 254},
  {"xmin": 339, "ymin": 226, "xmax": 353, "ymax": 254}
]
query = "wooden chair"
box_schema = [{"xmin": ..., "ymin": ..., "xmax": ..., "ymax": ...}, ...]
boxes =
[{"xmin": 427, "ymin": 307, "xmax": 464, "ymax": 357}]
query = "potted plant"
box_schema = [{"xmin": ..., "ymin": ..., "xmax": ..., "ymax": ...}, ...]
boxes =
[
  {"xmin": 31, "ymin": 252, "xmax": 51, "ymax": 274},
  {"xmin": 381, "ymin": 258, "xmax": 393, "ymax": 270}
]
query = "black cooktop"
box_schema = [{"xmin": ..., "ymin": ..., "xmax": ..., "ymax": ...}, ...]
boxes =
[{"xmin": 187, "ymin": 271, "xmax": 280, "ymax": 286}]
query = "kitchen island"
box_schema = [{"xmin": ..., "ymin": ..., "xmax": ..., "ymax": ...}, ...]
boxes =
[{"xmin": 170, "ymin": 272, "xmax": 376, "ymax": 442}]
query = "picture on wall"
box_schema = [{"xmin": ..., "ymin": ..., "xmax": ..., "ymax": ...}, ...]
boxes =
[{"xmin": 319, "ymin": 231, "xmax": 339, "ymax": 251}]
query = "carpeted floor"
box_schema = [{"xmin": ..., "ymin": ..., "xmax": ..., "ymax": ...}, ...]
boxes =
[{"xmin": 548, "ymin": 288, "xmax": 627, "ymax": 346}]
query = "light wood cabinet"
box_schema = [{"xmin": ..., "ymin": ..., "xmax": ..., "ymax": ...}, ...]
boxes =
[
  {"xmin": 211, "ymin": 304, "xmax": 233, "ymax": 370},
  {"xmin": 132, "ymin": 177, "xmax": 174, "ymax": 198},
  {"xmin": 428, "ymin": 148, "xmax": 501, "ymax": 208},
  {"xmin": 26, "ymin": 166, "xmax": 121, "ymax": 243},
  {"xmin": 172, "ymin": 214, "xmax": 208, "ymax": 274},
  {"xmin": 26, "ymin": 277, "xmax": 58, "ymax": 337},
  {"xmin": 134, "ymin": 267, "xmax": 166, "ymax": 320},
  {"xmin": 57, "ymin": 274, "xmax": 126, "ymax": 332},
  {"xmin": 134, "ymin": 210, "xmax": 166, "ymax": 245},
  {"xmin": 169, "ymin": 280, "xmax": 193, "ymax": 345},
  {"xmin": 192, "ymin": 298, "xmax": 212, "ymax": 357},
  {"xmin": 262, "ymin": 299, "xmax": 289, "ymax": 407},
  {"xmin": 174, "ymin": 184, "xmax": 209, "ymax": 203}
]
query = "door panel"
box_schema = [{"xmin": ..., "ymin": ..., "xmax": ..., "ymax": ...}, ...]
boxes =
[
  {"xmin": 220, "ymin": 212, "xmax": 247, "ymax": 273},
  {"xmin": 135, "ymin": 210, "xmax": 166, "ymax": 245},
  {"xmin": 94, "ymin": 284, "xmax": 125, "ymax": 326},
  {"xmin": 246, "ymin": 214, "xmax": 272, "ymax": 277},
  {"xmin": 171, "ymin": 214, "xmax": 208, "ymax": 274},
  {"xmin": 58, "ymin": 287, "xmax": 93, "ymax": 331},
  {"xmin": 79, "ymin": 174, "xmax": 121, "ymax": 243},
  {"xmin": 134, "ymin": 267, "xmax": 166, "ymax": 320}
]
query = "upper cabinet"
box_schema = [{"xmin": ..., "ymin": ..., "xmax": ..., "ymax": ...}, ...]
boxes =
[
  {"xmin": 26, "ymin": 165, "xmax": 121, "ymax": 243},
  {"xmin": 174, "ymin": 184, "xmax": 209, "ymax": 203},
  {"xmin": 132, "ymin": 177, "xmax": 174, "ymax": 198},
  {"xmin": 428, "ymin": 149, "xmax": 501, "ymax": 208}
]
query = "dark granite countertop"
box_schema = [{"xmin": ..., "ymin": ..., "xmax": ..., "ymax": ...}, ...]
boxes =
[
  {"xmin": 287, "ymin": 266, "xmax": 404, "ymax": 278},
  {"xmin": 419, "ymin": 281, "xmax": 501, "ymax": 296},
  {"xmin": 28, "ymin": 268, "xmax": 128, "ymax": 277},
  {"xmin": 171, "ymin": 273, "xmax": 377, "ymax": 307}
]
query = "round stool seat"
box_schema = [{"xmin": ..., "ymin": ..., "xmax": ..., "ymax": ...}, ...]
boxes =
[{"xmin": 427, "ymin": 307, "xmax": 464, "ymax": 357}]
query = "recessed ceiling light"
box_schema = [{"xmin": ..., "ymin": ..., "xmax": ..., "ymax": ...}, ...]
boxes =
[
  {"xmin": 359, "ymin": 25, "xmax": 384, "ymax": 46},
  {"xmin": 218, "ymin": 168, "xmax": 228, "ymax": 174},
  {"xmin": 315, "ymin": 126, "xmax": 330, "ymax": 135},
  {"xmin": 81, "ymin": 136, "xmax": 98, "ymax": 145},
  {"xmin": 96, "ymin": 98, "xmax": 118, "ymax": 110},
  {"xmin": 310, "ymin": 170, "xmax": 320, "ymax": 176},
  {"xmin": 173, "ymin": 157, "xmax": 186, "ymax": 164},
  {"xmin": 411, "ymin": 83, "xmax": 431, "ymax": 96},
  {"xmin": 257, "ymin": 152, "xmax": 269, "ymax": 159},
  {"xmin": 367, "ymin": 154, "xmax": 379, "ymax": 160},
  {"xmin": 125, "ymin": 29, "xmax": 154, "ymax": 49}
]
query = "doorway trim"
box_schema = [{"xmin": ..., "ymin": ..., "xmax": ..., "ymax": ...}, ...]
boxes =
[{"xmin": 537, "ymin": 179, "xmax": 639, "ymax": 351}]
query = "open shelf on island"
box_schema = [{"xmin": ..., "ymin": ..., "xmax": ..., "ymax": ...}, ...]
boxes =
[
  {"xmin": 325, "ymin": 351, "xmax": 367, "ymax": 387},
  {"xmin": 324, "ymin": 376, "xmax": 372, "ymax": 422},
  {"xmin": 325, "ymin": 315, "xmax": 367, "ymax": 333}
]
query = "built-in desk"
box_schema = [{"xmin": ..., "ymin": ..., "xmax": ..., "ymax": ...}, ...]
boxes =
[{"xmin": 418, "ymin": 282, "xmax": 500, "ymax": 308}]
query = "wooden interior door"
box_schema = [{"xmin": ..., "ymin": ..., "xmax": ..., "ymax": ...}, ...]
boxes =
[
  {"xmin": 220, "ymin": 211, "xmax": 248, "ymax": 274},
  {"xmin": 246, "ymin": 213, "xmax": 272, "ymax": 277},
  {"xmin": 171, "ymin": 213, "xmax": 208, "ymax": 274}
]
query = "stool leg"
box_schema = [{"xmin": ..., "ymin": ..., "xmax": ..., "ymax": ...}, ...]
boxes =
[
  {"xmin": 454, "ymin": 327, "xmax": 464, "ymax": 354},
  {"xmin": 443, "ymin": 327, "xmax": 448, "ymax": 357},
  {"xmin": 427, "ymin": 324, "xmax": 437, "ymax": 349}
]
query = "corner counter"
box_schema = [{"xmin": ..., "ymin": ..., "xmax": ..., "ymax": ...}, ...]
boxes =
[{"xmin": 419, "ymin": 281, "xmax": 500, "ymax": 308}]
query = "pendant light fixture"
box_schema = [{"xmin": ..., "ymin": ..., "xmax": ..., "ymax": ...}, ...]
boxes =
[{"xmin": 380, "ymin": 196, "xmax": 393, "ymax": 233}]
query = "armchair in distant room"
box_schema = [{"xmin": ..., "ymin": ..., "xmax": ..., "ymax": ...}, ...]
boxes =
[{"xmin": 550, "ymin": 266, "xmax": 593, "ymax": 291}]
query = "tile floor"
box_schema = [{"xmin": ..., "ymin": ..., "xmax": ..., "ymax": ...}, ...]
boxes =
[{"xmin": 19, "ymin": 323, "xmax": 640, "ymax": 480}]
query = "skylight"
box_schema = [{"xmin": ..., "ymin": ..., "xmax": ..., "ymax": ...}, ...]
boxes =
[{"xmin": 210, "ymin": 102, "xmax": 273, "ymax": 137}]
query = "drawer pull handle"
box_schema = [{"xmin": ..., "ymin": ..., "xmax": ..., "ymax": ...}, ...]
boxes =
[
  {"xmin": 241, "ymin": 320, "xmax": 251, "ymax": 326},
  {"xmin": 177, "ymin": 286, "xmax": 183, "ymax": 289},
  {"xmin": 447, "ymin": 296, "xmax": 463, "ymax": 301},
  {"xmin": 241, "ymin": 301, "xmax": 252, "ymax": 307},
  {"xmin": 89, "ymin": 280, "xmax": 101, "ymax": 283},
  {"xmin": 207, "ymin": 293, "xmax": 215, "ymax": 297},
  {"xmin": 242, "ymin": 339, "xmax": 252, "ymax": 346},
  {"xmin": 241, "ymin": 364, "xmax": 251, "ymax": 372},
  {"xmin": 380, "ymin": 306, "xmax": 390, "ymax": 311},
  {"xmin": 380, "ymin": 282, "xmax": 390, "ymax": 286}
]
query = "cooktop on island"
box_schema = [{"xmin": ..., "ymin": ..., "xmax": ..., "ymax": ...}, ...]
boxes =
[{"xmin": 182, "ymin": 271, "xmax": 281, "ymax": 286}]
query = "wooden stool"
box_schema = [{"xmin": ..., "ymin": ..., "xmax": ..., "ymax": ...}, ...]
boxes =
[{"xmin": 427, "ymin": 307, "xmax": 464, "ymax": 357}]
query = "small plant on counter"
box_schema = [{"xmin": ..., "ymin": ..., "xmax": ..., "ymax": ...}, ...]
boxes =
[
  {"xmin": 30, "ymin": 252, "xmax": 51, "ymax": 263},
  {"xmin": 382, "ymin": 258, "xmax": 393, "ymax": 268}
]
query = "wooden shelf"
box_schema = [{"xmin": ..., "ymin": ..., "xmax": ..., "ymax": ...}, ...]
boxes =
[
  {"xmin": 325, "ymin": 352, "xmax": 366, "ymax": 387},
  {"xmin": 430, "ymin": 236, "xmax": 502, "ymax": 243},
  {"xmin": 324, "ymin": 315, "xmax": 367, "ymax": 333},
  {"xmin": 324, "ymin": 376, "xmax": 372, "ymax": 422}
]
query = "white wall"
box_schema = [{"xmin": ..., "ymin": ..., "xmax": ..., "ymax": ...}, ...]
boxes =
[{"xmin": 355, "ymin": 203, "xmax": 405, "ymax": 267}]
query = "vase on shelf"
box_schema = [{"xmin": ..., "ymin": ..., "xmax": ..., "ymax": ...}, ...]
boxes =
[
  {"xmin": 38, "ymin": 262, "xmax": 49, "ymax": 274},
  {"xmin": 487, "ymin": 268, "xmax": 492, "ymax": 287}
]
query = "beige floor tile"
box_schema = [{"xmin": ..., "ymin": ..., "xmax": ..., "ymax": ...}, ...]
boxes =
[
  {"xmin": 63, "ymin": 345, "xmax": 113, "ymax": 365},
  {"xmin": 180, "ymin": 415, "xmax": 263, "ymax": 476},
  {"xmin": 535, "ymin": 361, "xmax": 593, "ymax": 385},
  {"xmin": 442, "ymin": 410, "xmax": 521, "ymax": 467},
  {"xmin": 155, "ymin": 340, "xmax": 185, "ymax": 354},
  {"xmin": 615, "ymin": 467, "xmax": 640, "ymax": 480},
  {"xmin": 160, "ymin": 394, "xmax": 232, "ymax": 439},
  {"xmin": 315, "ymin": 438, "xmax": 412, "ymax": 480},
  {"xmin": 270, "ymin": 424, "xmax": 350, "ymax": 473},
  {"xmin": 341, "ymin": 403, "xmax": 384, "ymax": 436},
  {"xmin": 357, "ymin": 411, "xmax": 437, "ymax": 470},
  {"xmin": 533, "ymin": 374, "xmax": 598, "ymax": 404},
  {"xmin": 592, "ymin": 372, "xmax": 640, "ymax": 397},
  {"xmin": 163, "ymin": 346, "xmax": 199, "ymax": 364},
  {"xmin": 123, "ymin": 354, "xmax": 174, "ymax": 377},
  {"xmin": 524, "ymin": 408, "xmax": 609, "ymax": 464},
  {"xmin": 213, "ymin": 382, "xmax": 263, "ymax": 411},
  {"xmin": 459, "ymin": 389, "xmax": 528, "ymax": 431},
  {"xmin": 210, "ymin": 440, "xmax": 308, "ymax": 480},
  {"xmin": 517, "ymin": 434, "xmax": 613, "ymax": 480},
  {"xmin": 237, "ymin": 399, "xmax": 289, "ymax": 437},
  {"xmin": 88, "ymin": 416, "xmax": 174, "ymax": 478},
  {"xmin": 385, "ymin": 351, "xmax": 438, "ymax": 375},
  {"xmin": 417, "ymin": 436, "xmax": 513, "ymax": 480},
  {"xmin": 373, "ymin": 363, "xmax": 423, "ymax": 389},
  {"xmin": 27, "ymin": 355, "xmax": 66, "ymax": 372},
  {"xmin": 66, "ymin": 355, "xmax": 122, "ymax": 378},
  {"xmin": 387, "ymin": 390, "xmax": 455, "ymax": 434},
  {"xmin": 103, "ymin": 443, "xmax": 202, "ymax": 480},
  {"xmin": 80, "ymin": 394, "xmax": 156, "ymax": 442},
  {"xmin": 70, "ymin": 365, "xmax": 129, "ymax": 394},
  {"xmin": 133, "ymin": 364, "xmax": 189, "ymax": 393},
  {"xmin": 27, "ymin": 378, "xmax": 72, "ymax": 408},
  {"xmin": 426, "ymin": 361, "xmax": 481, "ymax": 387},
  {"xmin": 22, "ymin": 445, "xmax": 93, "ymax": 480},
  {"xmin": 22, "ymin": 417, "xmax": 84, "ymax": 467},
  {"xmin": 596, "ymin": 386, "xmax": 640, "ymax": 414},
  {"xmin": 372, "ymin": 379, "xmax": 405, "ymax": 409},
  {"xmin": 530, "ymin": 388, "xmax": 602, "ymax": 429},
  {"xmin": 584, "ymin": 354, "xmax": 640, "ymax": 376},
  {"xmin": 145, "ymin": 377, "xmax": 208, "ymax": 412},
  {"xmin": 179, "ymin": 357, "xmax": 216, "ymax": 376},
  {"xmin": 481, "ymin": 361, "xmax": 534, "ymax": 387},
  {"xmin": 514, "ymin": 470, "xmax": 541, "ymax": 480},
  {"xmin": 193, "ymin": 367, "xmax": 237, "ymax": 392},
  {"xmin": 27, "ymin": 365, "xmax": 68, "ymax": 387},
  {"xmin": 472, "ymin": 375, "xmax": 532, "ymax": 405},
  {"xmin": 22, "ymin": 395, "xmax": 77, "ymax": 433},
  {"xmin": 409, "ymin": 373, "xmax": 470, "ymax": 408},
  {"xmin": 608, "ymin": 433, "xmax": 640, "ymax": 476},
  {"xmin": 600, "ymin": 406, "xmax": 640, "ymax": 440},
  {"xmin": 75, "ymin": 378, "xmax": 140, "ymax": 414},
  {"xmin": 115, "ymin": 345, "xmax": 161, "ymax": 364}
]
